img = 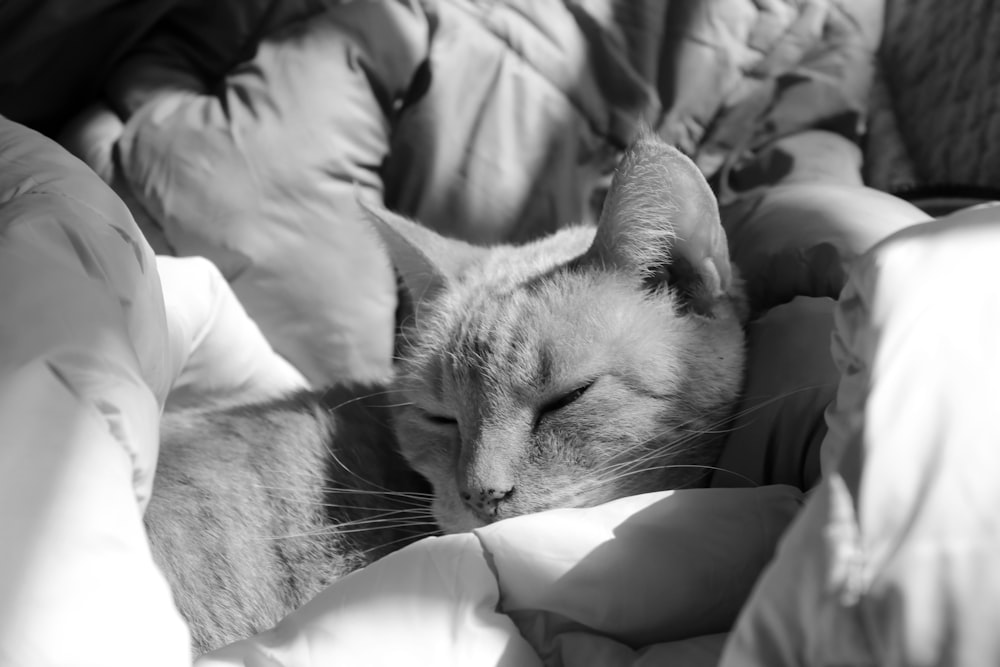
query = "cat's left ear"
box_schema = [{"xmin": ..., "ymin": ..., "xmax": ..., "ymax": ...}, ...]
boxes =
[
  {"xmin": 578, "ymin": 130, "xmax": 736, "ymax": 316},
  {"xmin": 359, "ymin": 199, "xmax": 487, "ymax": 309}
]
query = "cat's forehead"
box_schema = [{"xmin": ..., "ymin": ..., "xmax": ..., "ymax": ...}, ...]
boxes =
[
  {"xmin": 399, "ymin": 223, "xmax": 683, "ymax": 397},
  {"xmin": 460, "ymin": 225, "xmax": 596, "ymax": 290},
  {"xmin": 431, "ymin": 267, "xmax": 662, "ymax": 390}
]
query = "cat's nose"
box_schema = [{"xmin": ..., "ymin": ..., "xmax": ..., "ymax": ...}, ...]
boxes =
[{"xmin": 460, "ymin": 486, "xmax": 514, "ymax": 521}]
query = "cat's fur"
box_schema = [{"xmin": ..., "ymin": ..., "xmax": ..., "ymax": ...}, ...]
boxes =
[{"xmin": 146, "ymin": 132, "xmax": 748, "ymax": 653}]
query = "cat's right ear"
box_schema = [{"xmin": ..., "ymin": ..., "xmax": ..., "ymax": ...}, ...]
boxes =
[
  {"xmin": 359, "ymin": 199, "xmax": 486, "ymax": 309},
  {"xmin": 577, "ymin": 129, "xmax": 735, "ymax": 316}
]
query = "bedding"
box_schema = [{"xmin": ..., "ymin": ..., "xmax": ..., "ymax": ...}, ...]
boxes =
[
  {"xmin": 3, "ymin": 1, "xmax": 997, "ymax": 665},
  {"xmin": 871, "ymin": 0, "xmax": 1000, "ymax": 190},
  {"xmin": 2, "ymin": 0, "xmax": 887, "ymax": 387},
  {"xmin": 721, "ymin": 204, "xmax": 1000, "ymax": 666},
  {"xmin": 0, "ymin": 119, "xmax": 307, "ymax": 667},
  {"xmin": 5, "ymin": 106, "xmax": 978, "ymax": 666}
]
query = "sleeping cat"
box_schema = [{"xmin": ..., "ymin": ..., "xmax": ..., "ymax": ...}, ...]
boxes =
[{"xmin": 146, "ymin": 131, "xmax": 748, "ymax": 653}]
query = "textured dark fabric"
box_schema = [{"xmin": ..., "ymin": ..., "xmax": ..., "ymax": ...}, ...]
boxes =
[
  {"xmin": 878, "ymin": 0, "xmax": 1000, "ymax": 188},
  {"xmin": 0, "ymin": 0, "xmax": 172, "ymax": 133}
]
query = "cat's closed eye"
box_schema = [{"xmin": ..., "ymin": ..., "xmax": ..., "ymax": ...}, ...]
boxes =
[
  {"xmin": 421, "ymin": 411, "xmax": 458, "ymax": 427},
  {"xmin": 539, "ymin": 380, "xmax": 595, "ymax": 418}
]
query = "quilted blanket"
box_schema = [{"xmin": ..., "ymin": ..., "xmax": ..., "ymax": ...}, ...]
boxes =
[
  {"xmin": 9, "ymin": 95, "xmax": 990, "ymax": 667},
  {"xmin": 1, "ymin": 0, "xmax": 886, "ymax": 387}
]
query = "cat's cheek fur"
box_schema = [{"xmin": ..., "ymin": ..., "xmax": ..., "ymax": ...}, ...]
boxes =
[
  {"xmin": 394, "ymin": 409, "xmax": 452, "ymax": 474},
  {"xmin": 392, "ymin": 407, "xmax": 473, "ymax": 531},
  {"xmin": 379, "ymin": 133, "xmax": 749, "ymax": 534},
  {"xmin": 434, "ymin": 495, "xmax": 484, "ymax": 534}
]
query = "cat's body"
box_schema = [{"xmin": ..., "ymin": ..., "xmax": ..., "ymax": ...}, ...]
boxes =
[
  {"xmin": 149, "ymin": 386, "xmax": 433, "ymax": 653},
  {"xmin": 146, "ymin": 133, "xmax": 749, "ymax": 654}
]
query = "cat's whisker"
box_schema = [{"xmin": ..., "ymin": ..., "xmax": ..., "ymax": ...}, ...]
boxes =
[
  {"xmin": 692, "ymin": 383, "xmax": 836, "ymax": 437},
  {"xmin": 607, "ymin": 382, "xmax": 838, "ymax": 481},
  {"xmin": 596, "ymin": 382, "xmax": 834, "ymax": 476},
  {"xmin": 259, "ymin": 463, "xmax": 430, "ymax": 502},
  {"xmin": 324, "ymin": 520, "xmax": 440, "ymax": 537},
  {"xmin": 261, "ymin": 496, "xmax": 435, "ymax": 517},
  {"xmin": 590, "ymin": 430, "xmax": 758, "ymax": 488},
  {"xmin": 321, "ymin": 494, "xmax": 435, "ymax": 511},
  {"xmin": 739, "ymin": 382, "xmax": 837, "ymax": 406},
  {"xmin": 251, "ymin": 482, "xmax": 435, "ymax": 502},
  {"xmin": 257, "ymin": 518, "xmax": 440, "ymax": 541},
  {"xmin": 320, "ymin": 387, "xmax": 411, "ymax": 414},
  {"xmin": 320, "ymin": 441, "xmax": 405, "ymax": 497},
  {"xmin": 318, "ymin": 489, "xmax": 434, "ymax": 509},
  {"xmin": 320, "ymin": 486, "xmax": 434, "ymax": 500},
  {"xmin": 591, "ymin": 462, "xmax": 759, "ymax": 490},
  {"xmin": 306, "ymin": 411, "xmax": 432, "ymax": 499},
  {"xmin": 596, "ymin": 425, "xmax": 718, "ymax": 475},
  {"xmin": 355, "ymin": 528, "xmax": 441, "ymax": 557},
  {"xmin": 329, "ymin": 514, "xmax": 438, "ymax": 531},
  {"xmin": 319, "ymin": 385, "xmax": 409, "ymax": 401},
  {"xmin": 679, "ymin": 383, "xmax": 835, "ymax": 433},
  {"xmin": 598, "ymin": 433, "xmax": 717, "ymax": 478}
]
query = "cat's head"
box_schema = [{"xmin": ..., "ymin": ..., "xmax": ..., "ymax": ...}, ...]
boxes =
[{"xmin": 365, "ymin": 132, "xmax": 747, "ymax": 533}]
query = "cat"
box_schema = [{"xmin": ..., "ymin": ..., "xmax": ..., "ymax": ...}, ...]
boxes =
[{"xmin": 145, "ymin": 131, "xmax": 748, "ymax": 654}]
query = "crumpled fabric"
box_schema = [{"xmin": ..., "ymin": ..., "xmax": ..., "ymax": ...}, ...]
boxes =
[
  {"xmin": 0, "ymin": 116, "xmax": 187, "ymax": 667},
  {"xmin": 0, "ymin": 113, "xmax": 817, "ymax": 667},
  {"xmin": 195, "ymin": 486, "xmax": 802, "ymax": 667},
  {"xmin": 720, "ymin": 203, "xmax": 1000, "ymax": 666},
  {"xmin": 1, "ymin": 113, "xmax": 804, "ymax": 667},
  {"xmin": 8, "ymin": 52, "xmax": 997, "ymax": 667},
  {"xmin": 0, "ymin": 116, "xmax": 306, "ymax": 667},
  {"xmin": 13, "ymin": 0, "xmax": 887, "ymax": 386}
]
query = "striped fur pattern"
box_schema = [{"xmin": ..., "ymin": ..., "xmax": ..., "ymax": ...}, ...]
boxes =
[
  {"xmin": 146, "ymin": 386, "xmax": 433, "ymax": 654},
  {"xmin": 147, "ymin": 132, "xmax": 747, "ymax": 651},
  {"xmin": 373, "ymin": 133, "xmax": 747, "ymax": 533}
]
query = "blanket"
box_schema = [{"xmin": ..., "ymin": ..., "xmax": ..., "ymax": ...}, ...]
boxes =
[
  {"xmin": 8, "ymin": 105, "xmax": 990, "ymax": 666},
  {"xmin": 6, "ymin": 1, "xmax": 997, "ymax": 664},
  {"xmin": 1, "ymin": 0, "xmax": 887, "ymax": 387}
]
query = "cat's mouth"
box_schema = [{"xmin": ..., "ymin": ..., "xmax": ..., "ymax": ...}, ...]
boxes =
[
  {"xmin": 434, "ymin": 485, "xmax": 584, "ymax": 533},
  {"xmin": 437, "ymin": 507, "xmax": 489, "ymax": 534}
]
